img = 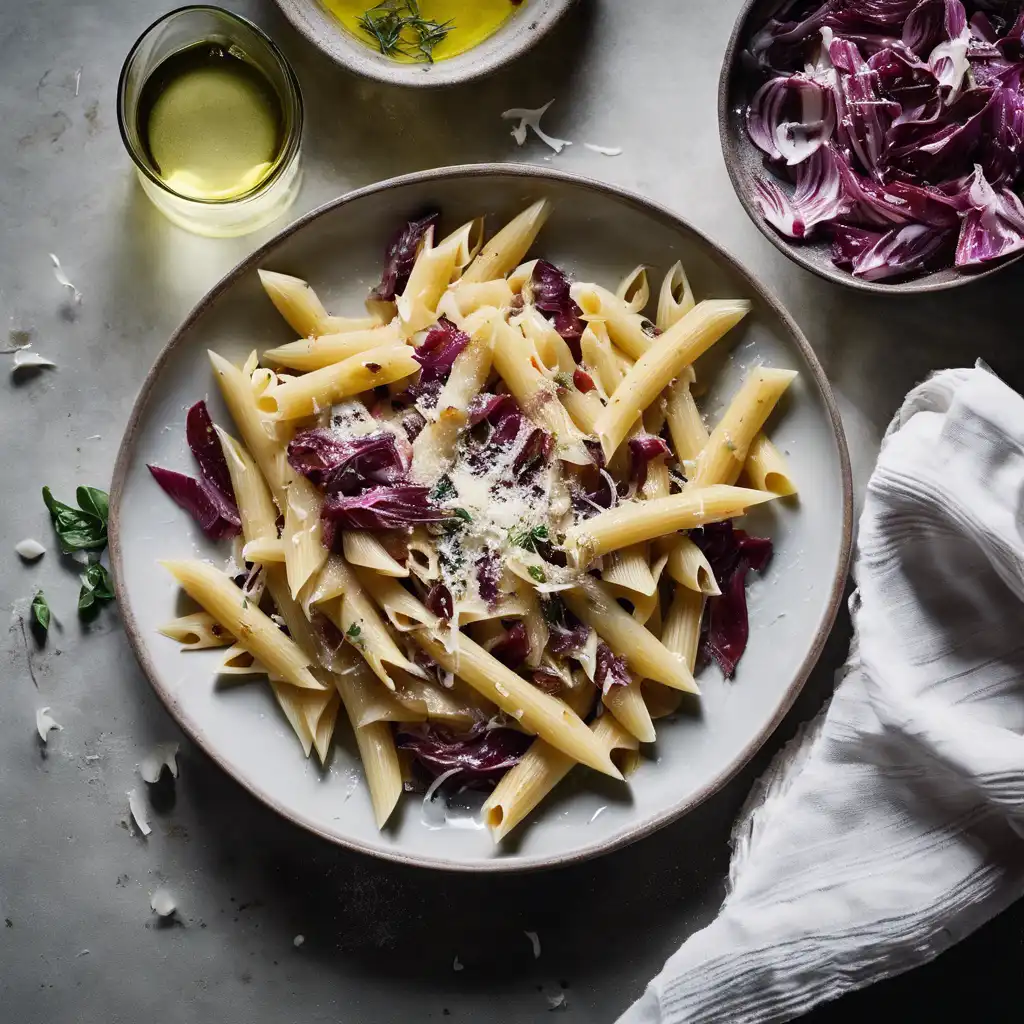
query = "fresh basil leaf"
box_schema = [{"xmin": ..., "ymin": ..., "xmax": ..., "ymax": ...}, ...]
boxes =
[
  {"xmin": 76, "ymin": 486, "xmax": 109, "ymax": 526},
  {"xmin": 42, "ymin": 486, "xmax": 107, "ymax": 552},
  {"xmin": 78, "ymin": 562, "xmax": 114, "ymax": 614},
  {"xmin": 30, "ymin": 591, "xmax": 50, "ymax": 634}
]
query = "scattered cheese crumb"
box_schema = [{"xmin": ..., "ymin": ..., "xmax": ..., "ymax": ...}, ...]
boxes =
[
  {"xmin": 548, "ymin": 993, "xmax": 566, "ymax": 1010},
  {"xmin": 12, "ymin": 349, "xmax": 57, "ymax": 372},
  {"xmin": 49, "ymin": 253, "xmax": 82, "ymax": 304},
  {"xmin": 127, "ymin": 788, "xmax": 151, "ymax": 836},
  {"xmin": 15, "ymin": 538, "xmax": 46, "ymax": 561},
  {"xmin": 583, "ymin": 143, "xmax": 623, "ymax": 157},
  {"xmin": 293, "ymin": 934, "xmax": 305, "ymax": 948},
  {"xmin": 36, "ymin": 707, "xmax": 62, "ymax": 743},
  {"xmin": 75, "ymin": 949, "xmax": 89, "ymax": 957},
  {"xmin": 588, "ymin": 806, "xmax": 608, "ymax": 824},
  {"xmin": 501, "ymin": 100, "xmax": 572, "ymax": 154},
  {"xmin": 150, "ymin": 888, "xmax": 176, "ymax": 917},
  {"xmin": 453, "ymin": 955, "xmax": 463, "ymax": 971},
  {"xmin": 139, "ymin": 742, "xmax": 180, "ymax": 784},
  {"xmin": 74, "ymin": 67, "xmax": 81, "ymax": 96},
  {"xmin": 524, "ymin": 930, "xmax": 541, "ymax": 959}
]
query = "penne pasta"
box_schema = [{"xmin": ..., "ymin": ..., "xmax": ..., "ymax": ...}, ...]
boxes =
[
  {"xmin": 159, "ymin": 611, "xmax": 233, "ymax": 649},
  {"xmin": 665, "ymin": 368, "xmax": 709, "ymax": 468},
  {"xmin": 615, "ymin": 264, "xmax": 650, "ymax": 313},
  {"xmin": 161, "ymin": 560, "xmax": 324, "ymax": 691},
  {"xmin": 242, "ymin": 536, "xmax": 286, "ymax": 564},
  {"xmin": 507, "ymin": 258, "xmax": 540, "ymax": 293},
  {"xmin": 257, "ymin": 345, "xmax": 419, "ymax": 420},
  {"xmin": 343, "ymin": 530, "xmax": 409, "ymax": 578},
  {"xmin": 461, "ymin": 199, "xmax": 550, "ymax": 284},
  {"xmin": 646, "ymin": 585, "xmax": 706, "ymax": 720},
  {"xmin": 656, "ymin": 261, "xmax": 695, "ymax": 332},
  {"xmin": 445, "ymin": 278, "xmax": 514, "ymax": 317},
  {"xmin": 595, "ymin": 299, "xmax": 751, "ymax": 459},
  {"xmin": 258, "ymin": 270, "xmax": 381, "ymax": 337},
  {"xmin": 604, "ymin": 679, "xmax": 656, "ymax": 744},
  {"xmin": 601, "ymin": 544, "xmax": 657, "ymax": 597},
  {"xmin": 406, "ymin": 528, "xmax": 440, "ymax": 583},
  {"xmin": 313, "ymin": 691, "xmax": 341, "ymax": 764},
  {"xmin": 218, "ymin": 642, "xmax": 266, "ymax": 676},
  {"xmin": 282, "ymin": 475, "xmax": 328, "ymax": 600},
  {"xmin": 562, "ymin": 578, "xmax": 698, "ymax": 693},
  {"xmin": 397, "ymin": 230, "xmax": 461, "ymax": 334},
  {"xmin": 441, "ymin": 217, "xmax": 486, "ymax": 278},
  {"xmin": 664, "ymin": 535, "xmax": 721, "ymax": 595},
  {"xmin": 564, "ymin": 484, "xmax": 777, "ymax": 563},
  {"xmin": 744, "ymin": 432, "xmax": 798, "ymax": 497},
  {"xmin": 572, "ymin": 283, "xmax": 658, "ymax": 361},
  {"xmin": 354, "ymin": 566, "xmax": 440, "ymax": 633},
  {"xmin": 690, "ymin": 367, "xmax": 797, "ymax": 488},
  {"xmin": 262, "ymin": 321, "xmax": 403, "ymax": 371}
]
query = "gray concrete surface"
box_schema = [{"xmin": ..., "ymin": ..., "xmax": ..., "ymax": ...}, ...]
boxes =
[{"xmin": 2, "ymin": 1, "xmax": 1021, "ymax": 1021}]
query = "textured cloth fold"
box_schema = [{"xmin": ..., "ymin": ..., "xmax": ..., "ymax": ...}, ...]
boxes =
[{"xmin": 619, "ymin": 366, "xmax": 1024, "ymax": 1024}]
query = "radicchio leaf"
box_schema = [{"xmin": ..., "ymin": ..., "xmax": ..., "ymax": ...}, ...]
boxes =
[
  {"xmin": 396, "ymin": 723, "xmax": 531, "ymax": 784},
  {"xmin": 531, "ymin": 260, "xmax": 585, "ymax": 360},
  {"xmin": 147, "ymin": 465, "xmax": 241, "ymax": 540},
  {"xmin": 753, "ymin": 145, "xmax": 850, "ymax": 238},
  {"xmin": 530, "ymin": 668, "xmax": 563, "ymax": 695},
  {"xmin": 370, "ymin": 211, "xmax": 439, "ymax": 302},
  {"xmin": 287, "ymin": 429, "xmax": 411, "ymax": 495},
  {"xmin": 594, "ymin": 642, "xmax": 631, "ymax": 695},
  {"xmin": 547, "ymin": 621, "xmax": 590, "ymax": 656},
  {"xmin": 955, "ymin": 164, "xmax": 1024, "ymax": 265},
  {"xmin": 490, "ymin": 622, "xmax": 529, "ymax": 670},
  {"xmin": 321, "ymin": 486, "xmax": 447, "ymax": 532},
  {"xmin": 186, "ymin": 401, "xmax": 234, "ymax": 501},
  {"xmin": 468, "ymin": 392, "xmax": 523, "ymax": 445},
  {"xmin": 512, "ymin": 427, "xmax": 554, "ymax": 478},
  {"xmin": 425, "ymin": 583, "xmax": 454, "ymax": 620},
  {"xmin": 851, "ymin": 222, "xmax": 955, "ymax": 279},
  {"xmin": 403, "ymin": 316, "xmax": 471, "ymax": 406},
  {"xmin": 627, "ymin": 433, "xmax": 671, "ymax": 491},
  {"xmin": 475, "ymin": 553, "xmax": 501, "ymax": 608},
  {"xmin": 747, "ymin": 74, "xmax": 837, "ymax": 165},
  {"xmin": 573, "ymin": 368, "xmax": 596, "ymax": 393}
]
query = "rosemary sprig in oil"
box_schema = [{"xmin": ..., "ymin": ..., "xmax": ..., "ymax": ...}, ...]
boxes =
[{"xmin": 357, "ymin": 0, "xmax": 454, "ymax": 63}]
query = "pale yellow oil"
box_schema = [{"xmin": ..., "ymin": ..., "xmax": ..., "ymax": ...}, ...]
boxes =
[
  {"xmin": 138, "ymin": 44, "xmax": 284, "ymax": 202},
  {"xmin": 327, "ymin": 0, "xmax": 521, "ymax": 62}
]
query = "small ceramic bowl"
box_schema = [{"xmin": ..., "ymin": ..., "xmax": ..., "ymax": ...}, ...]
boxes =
[
  {"xmin": 273, "ymin": 0, "xmax": 575, "ymax": 87},
  {"xmin": 718, "ymin": 0, "xmax": 1021, "ymax": 294}
]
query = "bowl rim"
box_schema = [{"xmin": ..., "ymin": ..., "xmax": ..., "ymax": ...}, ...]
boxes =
[
  {"xmin": 271, "ymin": 0, "xmax": 575, "ymax": 88},
  {"xmin": 717, "ymin": 0, "xmax": 1021, "ymax": 295},
  {"xmin": 109, "ymin": 162, "xmax": 854, "ymax": 872}
]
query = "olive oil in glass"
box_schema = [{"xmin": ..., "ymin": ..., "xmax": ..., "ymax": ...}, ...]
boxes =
[{"xmin": 137, "ymin": 43, "xmax": 284, "ymax": 202}]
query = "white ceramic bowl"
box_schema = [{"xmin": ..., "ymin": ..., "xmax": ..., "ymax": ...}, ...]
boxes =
[
  {"xmin": 110, "ymin": 165, "xmax": 852, "ymax": 871},
  {"xmin": 274, "ymin": 0, "xmax": 575, "ymax": 87}
]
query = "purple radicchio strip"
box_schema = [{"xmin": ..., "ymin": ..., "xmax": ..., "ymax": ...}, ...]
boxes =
[
  {"xmin": 147, "ymin": 465, "xmax": 241, "ymax": 541},
  {"xmin": 475, "ymin": 553, "xmax": 501, "ymax": 608},
  {"xmin": 955, "ymin": 164, "xmax": 1024, "ymax": 266},
  {"xmin": 594, "ymin": 642, "xmax": 631, "ymax": 696},
  {"xmin": 746, "ymin": 74, "xmax": 837, "ymax": 165},
  {"xmin": 628, "ymin": 433, "xmax": 671, "ymax": 491},
  {"xmin": 425, "ymin": 583, "xmax": 454, "ymax": 621},
  {"xmin": 395, "ymin": 723, "xmax": 533, "ymax": 784},
  {"xmin": 489, "ymin": 622, "xmax": 530, "ymax": 670},
  {"xmin": 468, "ymin": 392, "xmax": 523, "ymax": 445},
  {"xmin": 752, "ymin": 145, "xmax": 850, "ymax": 239},
  {"xmin": 547, "ymin": 621, "xmax": 590, "ymax": 657},
  {"xmin": 287, "ymin": 428, "xmax": 411, "ymax": 495},
  {"xmin": 186, "ymin": 400, "xmax": 235, "ymax": 501},
  {"xmin": 403, "ymin": 316, "xmax": 471, "ymax": 406},
  {"xmin": 370, "ymin": 211, "xmax": 439, "ymax": 302},
  {"xmin": 321, "ymin": 485, "xmax": 447, "ymax": 532},
  {"xmin": 530, "ymin": 260, "xmax": 585, "ymax": 360}
]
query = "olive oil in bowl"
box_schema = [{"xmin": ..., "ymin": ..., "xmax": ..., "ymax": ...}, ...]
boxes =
[
  {"xmin": 138, "ymin": 44, "xmax": 284, "ymax": 202},
  {"xmin": 118, "ymin": 7, "xmax": 303, "ymax": 237}
]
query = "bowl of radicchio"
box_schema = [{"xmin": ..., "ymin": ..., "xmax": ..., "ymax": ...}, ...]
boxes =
[{"xmin": 719, "ymin": 0, "xmax": 1024, "ymax": 290}]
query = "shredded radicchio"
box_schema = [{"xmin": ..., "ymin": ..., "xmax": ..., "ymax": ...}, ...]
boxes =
[
  {"xmin": 628, "ymin": 433, "xmax": 671, "ymax": 490},
  {"xmin": 287, "ymin": 429, "xmax": 411, "ymax": 495},
  {"xmin": 401, "ymin": 316, "xmax": 471, "ymax": 407},
  {"xmin": 691, "ymin": 521, "xmax": 774, "ymax": 678},
  {"xmin": 396, "ymin": 723, "xmax": 532, "ymax": 785},
  {"xmin": 370, "ymin": 211, "xmax": 439, "ymax": 302},
  {"xmin": 468, "ymin": 392, "xmax": 522, "ymax": 444},
  {"xmin": 321, "ymin": 485, "xmax": 447, "ymax": 536},
  {"xmin": 594, "ymin": 642, "xmax": 632, "ymax": 695},
  {"xmin": 530, "ymin": 260, "xmax": 586, "ymax": 359},
  {"xmin": 425, "ymin": 583, "xmax": 454, "ymax": 620},
  {"xmin": 475, "ymin": 553, "xmax": 501, "ymax": 608},
  {"xmin": 148, "ymin": 400, "xmax": 241, "ymax": 540},
  {"xmin": 490, "ymin": 622, "xmax": 530, "ymax": 670},
  {"xmin": 547, "ymin": 620, "xmax": 590, "ymax": 657},
  {"xmin": 743, "ymin": 0, "xmax": 1024, "ymax": 280}
]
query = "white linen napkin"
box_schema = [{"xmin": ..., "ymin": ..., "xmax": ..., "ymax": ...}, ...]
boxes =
[{"xmin": 619, "ymin": 364, "xmax": 1024, "ymax": 1024}]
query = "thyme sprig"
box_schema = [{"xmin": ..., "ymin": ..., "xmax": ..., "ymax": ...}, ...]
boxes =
[{"xmin": 357, "ymin": 0, "xmax": 454, "ymax": 63}]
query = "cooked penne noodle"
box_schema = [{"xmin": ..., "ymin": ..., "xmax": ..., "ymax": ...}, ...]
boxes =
[
  {"xmin": 257, "ymin": 345, "xmax": 418, "ymax": 420},
  {"xmin": 269, "ymin": 682, "xmax": 316, "ymax": 756},
  {"xmin": 218, "ymin": 643, "xmax": 266, "ymax": 675},
  {"xmin": 572, "ymin": 283, "xmax": 657, "ymax": 360},
  {"xmin": 580, "ymin": 321, "xmax": 628, "ymax": 399},
  {"xmin": 604, "ymin": 680, "xmax": 656, "ymax": 743},
  {"xmin": 283, "ymin": 476, "xmax": 328, "ymax": 600},
  {"xmin": 413, "ymin": 628, "xmax": 623, "ymax": 779},
  {"xmin": 461, "ymin": 199, "xmax": 550, "ymax": 284},
  {"xmin": 595, "ymin": 299, "xmax": 751, "ymax": 458},
  {"xmin": 690, "ymin": 367, "xmax": 797, "ymax": 488},
  {"xmin": 646, "ymin": 585, "xmax": 706, "ymax": 720},
  {"xmin": 242, "ymin": 537, "xmax": 286, "ymax": 563},
  {"xmin": 161, "ymin": 560, "xmax": 323, "ymax": 691},
  {"xmin": 258, "ymin": 270, "xmax": 381, "ymax": 337},
  {"xmin": 562, "ymin": 579, "xmax": 698, "ymax": 693},
  {"xmin": 615, "ymin": 264, "xmax": 650, "ymax": 313},
  {"xmin": 744, "ymin": 432, "xmax": 798, "ymax": 497},
  {"xmin": 242, "ymin": 349, "xmax": 260, "ymax": 377},
  {"xmin": 507, "ymin": 258, "xmax": 540, "ymax": 293},
  {"xmin": 313, "ymin": 691, "xmax": 341, "ymax": 763},
  {"xmin": 515, "ymin": 306, "xmax": 574, "ymax": 375},
  {"xmin": 665, "ymin": 368, "xmax": 709, "ymax": 468},
  {"xmin": 394, "ymin": 671, "xmax": 483, "ymax": 728},
  {"xmin": 406, "ymin": 529, "xmax": 440, "ymax": 582},
  {"xmin": 601, "ymin": 544, "xmax": 657, "ymax": 597},
  {"xmin": 656, "ymin": 261, "xmax": 696, "ymax": 332},
  {"xmin": 490, "ymin": 317, "xmax": 591, "ymax": 465},
  {"xmin": 664, "ymin": 535, "xmax": 720, "ymax": 595},
  {"xmin": 159, "ymin": 611, "xmax": 233, "ymax": 649},
  {"xmin": 441, "ymin": 217, "xmax": 486, "ymax": 278},
  {"xmin": 354, "ymin": 566, "xmax": 440, "ymax": 633},
  {"xmin": 262, "ymin": 321, "xmax": 403, "ymax": 372},
  {"xmin": 446, "ymin": 278, "xmax": 514, "ymax": 316},
  {"xmin": 397, "ymin": 230, "xmax": 461, "ymax": 333},
  {"xmin": 564, "ymin": 485, "xmax": 776, "ymax": 563},
  {"xmin": 343, "ymin": 530, "xmax": 409, "ymax": 578},
  {"xmin": 210, "ymin": 353, "xmax": 293, "ymax": 506}
]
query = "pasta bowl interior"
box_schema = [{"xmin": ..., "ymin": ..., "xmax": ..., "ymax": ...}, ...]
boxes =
[{"xmin": 110, "ymin": 166, "xmax": 852, "ymax": 871}]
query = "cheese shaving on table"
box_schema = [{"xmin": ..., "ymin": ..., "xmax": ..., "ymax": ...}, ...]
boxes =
[
  {"xmin": 453, "ymin": 955, "xmax": 463, "ymax": 971},
  {"xmin": 524, "ymin": 930, "xmax": 541, "ymax": 959},
  {"xmin": 49, "ymin": 253, "xmax": 81, "ymax": 304},
  {"xmin": 293, "ymin": 934, "xmax": 305, "ymax": 948},
  {"xmin": 547, "ymin": 993, "xmax": 566, "ymax": 1010},
  {"xmin": 11, "ymin": 349, "xmax": 56, "ymax": 372},
  {"xmin": 139, "ymin": 742, "xmax": 180, "ymax": 784},
  {"xmin": 15, "ymin": 538, "xmax": 46, "ymax": 560},
  {"xmin": 127, "ymin": 788, "xmax": 151, "ymax": 836},
  {"xmin": 583, "ymin": 143, "xmax": 623, "ymax": 157},
  {"xmin": 501, "ymin": 100, "xmax": 572, "ymax": 154},
  {"xmin": 150, "ymin": 888, "xmax": 176, "ymax": 917},
  {"xmin": 35, "ymin": 707, "xmax": 61, "ymax": 742}
]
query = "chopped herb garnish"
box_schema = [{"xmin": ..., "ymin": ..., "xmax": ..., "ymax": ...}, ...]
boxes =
[
  {"xmin": 511, "ymin": 524, "xmax": 549, "ymax": 552},
  {"xmin": 541, "ymin": 596, "xmax": 564, "ymax": 626},
  {"xmin": 31, "ymin": 591, "xmax": 50, "ymax": 635},
  {"xmin": 527, "ymin": 565, "xmax": 547, "ymax": 584},
  {"xmin": 553, "ymin": 371, "xmax": 573, "ymax": 390},
  {"xmin": 449, "ymin": 507, "xmax": 472, "ymax": 524},
  {"xmin": 357, "ymin": 0, "xmax": 453, "ymax": 63},
  {"xmin": 78, "ymin": 562, "xmax": 115, "ymax": 616},
  {"xmin": 42, "ymin": 485, "xmax": 109, "ymax": 552},
  {"xmin": 346, "ymin": 622, "xmax": 363, "ymax": 641},
  {"xmin": 430, "ymin": 475, "xmax": 457, "ymax": 503}
]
